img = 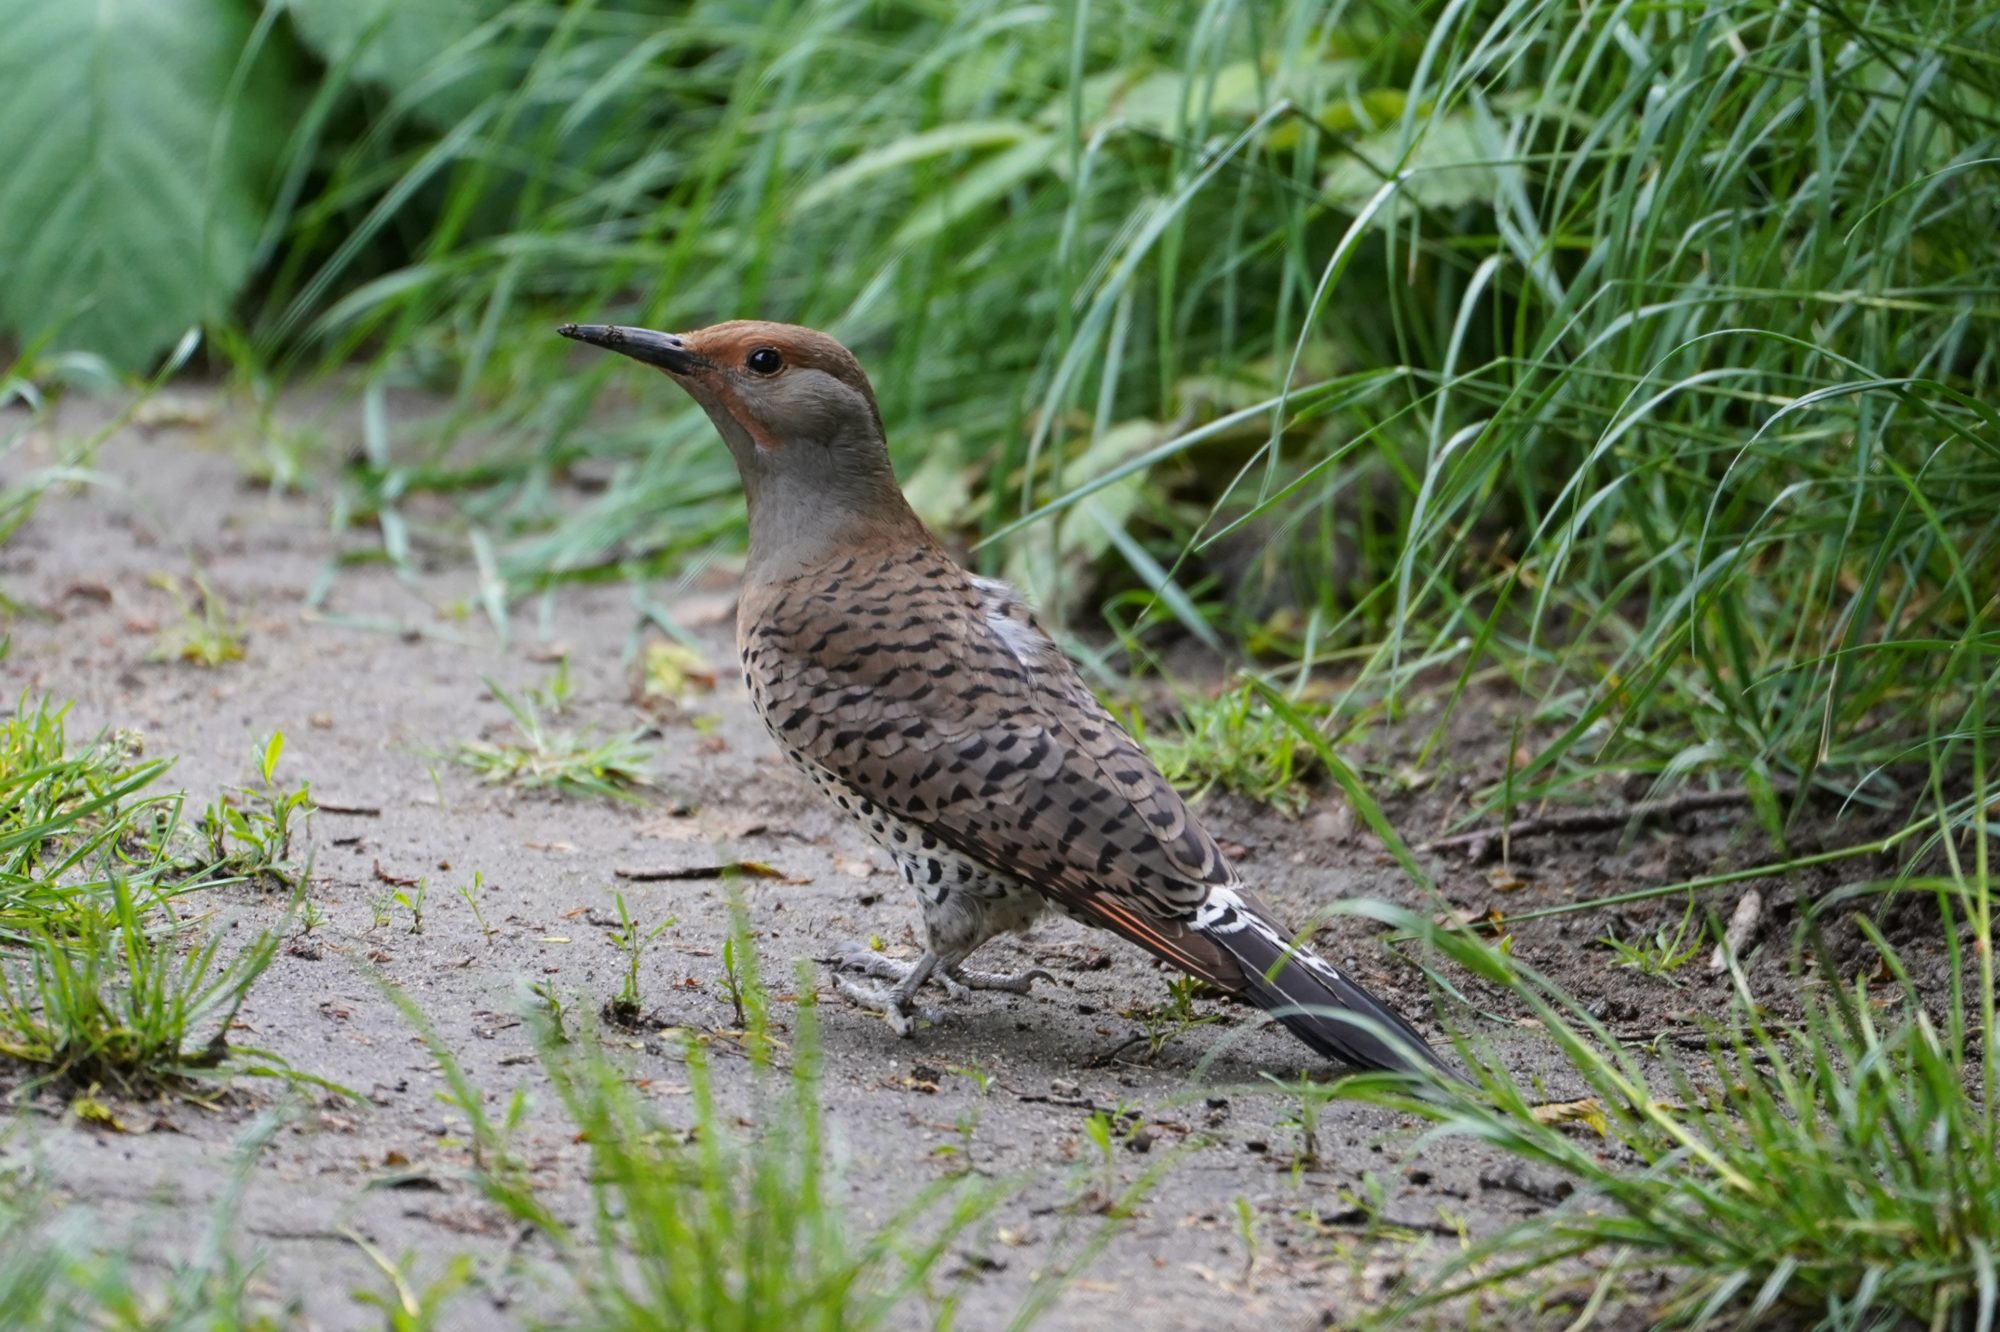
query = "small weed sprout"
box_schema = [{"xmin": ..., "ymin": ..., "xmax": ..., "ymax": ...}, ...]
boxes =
[
  {"xmin": 200, "ymin": 732, "xmax": 314, "ymax": 891},
  {"xmin": 1598, "ymin": 893, "xmax": 1704, "ymax": 979},
  {"xmin": 604, "ymin": 891, "xmax": 674, "ymax": 1028},
  {"xmin": 1129, "ymin": 976, "xmax": 1222, "ymax": 1058},
  {"xmin": 1261, "ymin": 1070, "xmax": 1334, "ymax": 1167},
  {"xmin": 348, "ymin": 1233, "xmax": 475, "ymax": 1332},
  {"xmin": 719, "ymin": 936, "xmax": 747, "ymax": 1030},
  {"xmin": 456, "ymin": 871, "xmax": 496, "ymax": 941},
  {"xmin": 1233, "ymin": 1196, "xmax": 1259, "ymax": 1285},
  {"xmin": 937, "ymin": 1063, "xmax": 996, "ymax": 1171},
  {"xmin": 1081, "ymin": 1111, "xmax": 1116, "ymax": 1199},
  {"xmin": 395, "ymin": 879, "xmax": 428, "ymax": 934},
  {"xmin": 453, "ymin": 676, "xmax": 652, "ymax": 801},
  {"xmin": 526, "ymin": 655, "xmax": 574, "ymax": 714},
  {"xmin": 148, "ymin": 571, "xmax": 247, "ymax": 667},
  {"xmin": 529, "ymin": 981, "xmax": 570, "ymax": 1045},
  {"xmin": 1135, "ymin": 685, "xmax": 1319, "ymax": 814}
]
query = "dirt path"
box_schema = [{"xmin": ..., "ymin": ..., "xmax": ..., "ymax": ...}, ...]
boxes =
[{"xmin": 4, "ymin": 395, "xmax": 1684, "ymax": 1329}]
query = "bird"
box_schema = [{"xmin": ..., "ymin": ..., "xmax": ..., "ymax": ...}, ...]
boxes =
[{"xmin": 558, "ymin": 318, "xmax": 1459, "ymax": 1079}]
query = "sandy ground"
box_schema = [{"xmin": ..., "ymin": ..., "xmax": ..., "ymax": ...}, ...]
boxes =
[{"xmin": 1, "ymin": 392, "xmax": 1903, "ymax": 1329}]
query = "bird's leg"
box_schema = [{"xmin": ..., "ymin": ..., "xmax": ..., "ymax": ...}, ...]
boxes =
[{"xmin": 826, "ymin": 944, "xmax": 943, "ymax": 1037}]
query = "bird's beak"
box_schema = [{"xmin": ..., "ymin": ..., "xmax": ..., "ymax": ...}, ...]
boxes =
[{"xmin": 557, "ymin": 323, "xmax": 705, "ymax": 375}]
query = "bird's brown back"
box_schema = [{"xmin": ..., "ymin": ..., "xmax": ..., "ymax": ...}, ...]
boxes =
[{"xmin": 738, "ymin": 534, "xmax": 1248, "ymax": 986}]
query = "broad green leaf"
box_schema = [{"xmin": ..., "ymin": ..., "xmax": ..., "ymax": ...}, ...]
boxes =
[
  {"xmin": 281, "ymin": 0, "xmax": 508, "ymax": 128},
  {"xmin": 1322, "ymin": 113, "xmax": 1498, "ymax": 213},
  {"xmin": 0, "ymin": 0, "xmax": 296, "ymax": 370}
]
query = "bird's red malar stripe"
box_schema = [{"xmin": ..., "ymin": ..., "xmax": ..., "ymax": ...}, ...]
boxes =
[{"xmin": 712, "ymin": 383, "xmax": 781, "ymax": 452}]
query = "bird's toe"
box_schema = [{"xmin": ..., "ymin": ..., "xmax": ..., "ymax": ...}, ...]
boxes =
[{"xmin": 949, "ymin": 965, "xmax": 1058, "ymax": 995}]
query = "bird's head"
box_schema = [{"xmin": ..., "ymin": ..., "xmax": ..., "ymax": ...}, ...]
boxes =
[{"xmin": 559, "ymin": 318, "xmax": 917, "ymax": 561}]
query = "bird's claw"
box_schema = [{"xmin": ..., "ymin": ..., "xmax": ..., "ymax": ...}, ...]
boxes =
[
  {"xmin": 828, "ymin": 973, "xmax": 940, "ymax": 1036},
  {"xmin": 946, "ymin": 965, "xmax": 1057, "ymax": 996},
  {"xmin": 825, "ymin": 941, "xmax": 914, "ymax": 984},
  {"xmin": 823, "ymin": 943, "xmax": 1053, "ymax": 1027}
]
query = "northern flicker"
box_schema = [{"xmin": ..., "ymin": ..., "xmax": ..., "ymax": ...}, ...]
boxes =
[{"xmin": 559, "ymin": 319, "xmax": 1458, "ymax": 1078}]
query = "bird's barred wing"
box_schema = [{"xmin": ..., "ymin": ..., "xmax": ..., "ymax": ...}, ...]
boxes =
[{"xmin": 742, "ymin": 556, "xmax": 1246, "ymax": 988}]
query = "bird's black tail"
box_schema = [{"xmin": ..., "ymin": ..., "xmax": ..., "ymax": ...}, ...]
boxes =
[{"xmin": 1195, "ymin": 889, "xmax": 1462, "ymax": 1080}]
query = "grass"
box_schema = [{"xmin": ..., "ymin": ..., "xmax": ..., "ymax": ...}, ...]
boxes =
[
  {"xmin": 452, "ymin": 675, "xmax": 654, "ymax": 801},
  {"xmin": 0, "ymin": 1113, "xmax": 294, "ymax": 1330},
  {"xmin": 0, "ymin": 905, "xmax": 1140, "ymax": 1328},
  {"xmin": 385, "ymin": 909, "xmax": 1143, "ymax": 1330},
  {"xmin": 1597, "ymin": 894, "xmax": 1707, "ymax": 981},
  {"xmin": 0, "ymin": 694, "xmax": 176, "ymax": 942},
  {"xmin": 267, "ymin": 5, "xmax": 1990, "ymax": 1310},
  {"xmin": 5, "ymin": 0, "xmax": 1998, "ymax": 1325},
  {"xmin": 0, "ymin": 875, "xmax": 286, "ymax": 1094},
  {"xmin": 258, "ymin": 0, "xmax": 1997, "ymax": 837},
  {"xmin": 148, "ymin": 571, "xmax": 248, "ymax": 668},
  {"xmin": 1314, "ymin": 729, "xmax": 1998, "ymax": 1325},
  {"xmin": 0, "ymin": 693, "xmax": 303, "ymax": 1093},
  {"xmin": 1130, "ymin": 683, "xmax": 1320, "ymax": 813}
]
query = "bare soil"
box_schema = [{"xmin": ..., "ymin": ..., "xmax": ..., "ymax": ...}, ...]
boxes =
[{"xmin": 0, "ymin": 392, "xmax": 1919, "ymax": 1329}]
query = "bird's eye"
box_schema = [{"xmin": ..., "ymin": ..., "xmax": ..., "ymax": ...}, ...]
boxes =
[{"xmin": 746, "ymin": 347, "xmax": 783, "ymax": 375}]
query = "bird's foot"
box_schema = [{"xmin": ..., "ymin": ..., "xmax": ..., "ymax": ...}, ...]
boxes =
[
  {"xmin": 944, "ymin": 964, "xmax": 1057, "ymax": 996},
  {"xmin": 827, "ymin": 941, "xmax": 920, "ymax": 984},
  {"xmin": 825, "ymin": 943, "xmax": 942, "ymax": 1036},
  {"xmin": 827, "ymin": 974, "xmax": 940, "ymax": 1037}
]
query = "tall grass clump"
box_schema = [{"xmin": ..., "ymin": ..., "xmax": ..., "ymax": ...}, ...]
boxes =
[
  {"xmin": 1319, "ymin": 701, "xmax": 2000, "ymax": 1326},
  {"xmin": 185, "ymin": 0, "xmax": 1991, "ymax": 846},
  {"xmin": 0, "ymin": 694, "xmax": 295, "ymax": 1091}
]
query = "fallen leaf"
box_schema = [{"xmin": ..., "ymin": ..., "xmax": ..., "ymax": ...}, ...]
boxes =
[
  {"xmin": 1434, "ymin": 906, "xmax": 1510, "ymax": 936},
  {"xmin": 134, "ymin": 395, "xmax": 215, "ymax": 429},
  {"xmin": 71, "ymin": 1095, "xmax": 127, "ymax": 1132},
  {"xmin": 633, "ymin": 640, "xmax": 717, "ymax": 712},
  {"xmin": 1529, "ymin": 1098, "xmax": 1608, "ymax": 1136},
  {"xmin": 1708, "ymin": 887, "xmax": 1764, "ymax": 972}
]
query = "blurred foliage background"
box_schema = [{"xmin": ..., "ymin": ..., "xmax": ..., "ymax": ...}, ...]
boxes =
[{"xmin": 1, "ymin": 0, "xmax": 1995, "ymax": 838}]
